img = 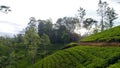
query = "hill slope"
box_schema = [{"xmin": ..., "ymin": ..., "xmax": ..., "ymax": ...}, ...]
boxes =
[
  {"xmin": 31, "ymin": 46, "xmax": 120, "ymax": 68},
  {"xmin": 81, "ymin": 26, "xmax": 120, "ymax": 42}
]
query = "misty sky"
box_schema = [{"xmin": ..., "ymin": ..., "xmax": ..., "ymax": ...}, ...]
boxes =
[{"xmin": 0, "ymin": 0, "xmax": 120, "ymax": 34}]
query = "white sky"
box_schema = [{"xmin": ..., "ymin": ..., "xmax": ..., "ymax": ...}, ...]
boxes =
[{"xmin": 0, "ymin": 0, "xmax": 120, "ymax": 34}]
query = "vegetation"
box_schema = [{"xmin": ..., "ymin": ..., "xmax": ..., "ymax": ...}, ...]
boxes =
[
  {"xmin": 0, "ymin": 0, "xmax": 119, "ymax": 68},
  {"xmin": 81, "ymin": 25, "xmax": 120, "ymax": 42},
  {"xmin": 38, "ymin": 17, "xmax": 80, "ymax": 43},
  {"xmin": 108, "ymin": 60, "xmax": 120, "ymax": 68},
  {"xmin": 97, "ymin": 0, "xmax": 118, "ymax": 31},
  {"xmin": 33, "ymin": 46, "xmax": 120, "ymax": 68}
]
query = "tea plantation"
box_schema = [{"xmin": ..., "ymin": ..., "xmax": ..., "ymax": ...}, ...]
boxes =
[
  {"xmin": 30, "ymin": 46, "xmax": 120, "ymax": 68},
  {"xmin": 81, "ymin": 26, "xmax": 120, "ymax": 42}
]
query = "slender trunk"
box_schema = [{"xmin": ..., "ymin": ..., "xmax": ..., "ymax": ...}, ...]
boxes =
[
  {"xmin": 101, "ymin": 16, "xmax": 104, "ymax": 31},
  {"xmin": 32, "ymin": 56, "xmax": 35, "ymax": 64},
  {"xmin": 110, "ymin": 21, "xmax": 113, "ymax": 28},
  {"xmin": 3, "ymin": 64, "xmax": 6, "ymax": 68}
]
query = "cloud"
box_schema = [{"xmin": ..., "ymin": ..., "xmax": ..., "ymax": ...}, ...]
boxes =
[
  {"xmin": 0, "ymin": 0, "xmax": 120, "ymax": 35},
  {"xmin": 109, "ymin": 0, "xmax": 120, "ymax": 3},
  {"xmin": 0, "ymin": 21, "xmax": 23, "ymax": 34},
  {"xmin": 0, "ymin": 21, "xmax": 21, "ymax": 26}
]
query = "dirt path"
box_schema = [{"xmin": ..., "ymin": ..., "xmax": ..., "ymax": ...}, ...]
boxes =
[
  {"xmin": 79, "ymin": 42, "xmax": 120, "ymax": 46},
  {"xmin": 62, "ymin": 42, "xmax": 120, "ymax": 50}
]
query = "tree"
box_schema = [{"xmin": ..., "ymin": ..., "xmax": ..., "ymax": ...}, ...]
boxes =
[
  {"xmin": 52, "ymin": 25, "xmax": 70, "ymax": 43},
  {"xmin": 57, "ymin": 25, "xmax": 70, "ymax": 43},
  {"xmin": 41, "ymin": 34, "xmax": 51, "ymax": 46},
  {"xmin": 54, "ymin": 17, "xmax": 80, "ymax": 43},
  {"xmin": 105, "ymin": 7, "xmax": 118, "ymax": 28},
  {"xmin": 7, "ymin": 51, "xmax": 17, "ymax": 68},
  {"xmin": 23, "ymin": 17, "xmax": 40, "ymax": 64},
  {"xmin": 0, "ymin": 5, "xmax": 11, "ymax": 14},
  {"xmin": 14, "ymin": 34, "xmax": 23, "ymax": 43},
  {"xmin": 38, "ymin": 19, "xmax": 53, "ymax": 36},
  {"xmin": 83, "ymin": 18, "xmax": 98, "ymax": 35},
  {"xmin": 38, "ymin": 17, "xmax": 80, "ymax": 43},
  {"xmin": 97, "ymin": 0, "xmax": 108, "ymax": 31},
  {"xmin": 56, "ymin": 17, "xmax": 79, "ymax": 33},
  {"xmin": 0, "ymin": 56, "xmax": 8, "ymax": 68},
  {"xmin": 78, "ymin": 7, "xmax": 86, "ymax": 23},
  {"xmin": 40, "ymin": 34, "xmax": 51, "ymax": 57},
  {"xmin": 61, "ymin": 31, "xmax": 70, "ymax": 43},
  {"xmin": 38, "ymin": 19, "xmax": 54, "ymax": 43}
]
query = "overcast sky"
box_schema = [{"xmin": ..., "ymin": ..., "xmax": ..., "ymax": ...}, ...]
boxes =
[{"xmin": 0, "ymin": 0, "xmax": 120, "ymax": 34}]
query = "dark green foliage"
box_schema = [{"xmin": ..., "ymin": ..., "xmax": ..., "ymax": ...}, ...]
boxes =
[
  {"xmin": 55, "ymin": 17, "xmax": 79, "ymax": 32},
  {"xmin": 81, "ymin": 25, "xmax": 120, "ymax": 42},
  {"xmin": 62, "ymin": 42, "xmax": 78, "ymax": 49},
  {"xmin": 38, "ymin": 19, "xmax": 53, "ymax": 37},
  {"xmin": 38, "ymin": 17, "xmax": 80, "ymax": 43},
  {"xmin": 52, "ymin": 25, "xmax": 70, "ymax": 43},
  {"xmin": 108, "ymin": 60, "xmax": 120, "ymax": 68}
]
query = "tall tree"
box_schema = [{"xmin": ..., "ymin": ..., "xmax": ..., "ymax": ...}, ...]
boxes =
[
  {"xmin": 105, "ymin": 7, "xmax": 118, "ymax": 28},
  {"xmin": 38, "ymin": 19, "xmax": 53, "ymax": 36},
  {"xmin": 77, "ymin": 7, "xmax": 86, "ymax": 35},
  {"xmin": 78, "ymin": 7, "xmax": 86, "ymax": 23},
  {"xmin": 97, "ymin": 0, "xmax": 108, "ymax": 31},
  {"xmin": 40, "ymin": 34, "xmax": 51, "ymax": 57},
  {"xmin": 23, "ymin": 17, "xmax": 40, "ymax": 64},
  {"xmin": 38, "ymin": 19, "xmax": 53, "ymax": 43}
]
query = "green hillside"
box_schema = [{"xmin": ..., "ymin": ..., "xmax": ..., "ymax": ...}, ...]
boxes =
[
  {"xmin": 81, "ymin": 26, "xmax": 120, "ymax": 42},
  {"xmin": 31, "ymin": 46, "xmax": 120, "ymax": 68}
]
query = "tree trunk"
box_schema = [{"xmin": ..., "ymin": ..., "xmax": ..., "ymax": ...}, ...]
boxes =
[
  {"xmin": 110, "ymin": 21, "xmax": 113, "ymax": 28},
  {"xmin": 101, "ymin": 16, "xmax": 104, "ymax": 31}
]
